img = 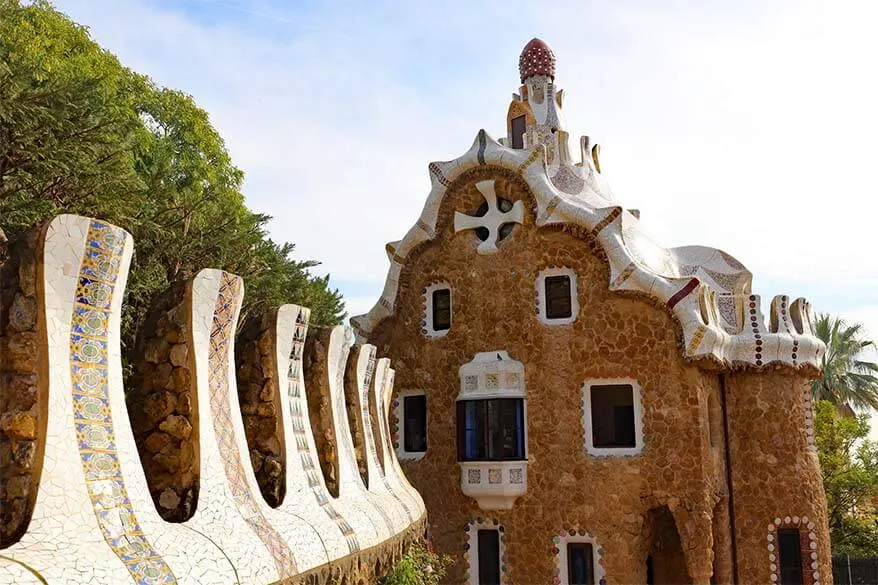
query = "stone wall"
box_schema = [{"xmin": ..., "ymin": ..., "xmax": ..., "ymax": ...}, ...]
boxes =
[
  {"xmin": 236, "ymin": 310, "xmax": 285, "ymax": 507},
  {"xmin": 366, "ymin": 168, "xmax": 825, "ymax": 584},
  {"xmin": 0, "ymin": 226, "xmax": 42, "ymax": 547},
  {"xmin": 127, "ymin": 280, "xmax": 199, "ymax": 521},
  {"xmin": 0, "ymin": 214, "xmax": 426, "ymax": 585},
  {"xmin": 303, "ymin": 327, "xmax": 341, "ymax": 497},
  {"xmin": 725, "ymin": 370, "xmax": 832, "ymax": 584}
]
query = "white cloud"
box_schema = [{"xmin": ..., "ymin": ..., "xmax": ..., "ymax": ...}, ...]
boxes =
[{"xmin": 51, "ymin": 0, "xmax": 877, "ymax": 324}]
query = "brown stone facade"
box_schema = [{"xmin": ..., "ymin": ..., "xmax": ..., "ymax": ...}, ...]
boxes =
[
  {"xmin": 0, "ymin": 226, "xmax": 44, "ymax": 547},
  {"xmin": 236, "ymin": 310, "xmax": 286, "ymax": 507},
  {"xmin": 127, "ymin": 280, "xmax": 200, "ymax": 521},
  {"xmin": 367, "ymin": 168, "xmax": 831, "ymax": 584},
  {"xmin": 304, "ymin": 327, "xmax": 342, "ymax": 497}
]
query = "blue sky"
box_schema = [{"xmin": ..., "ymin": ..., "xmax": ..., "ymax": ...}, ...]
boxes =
[{"xmin": 51, "ymin": 0, "xmax": 877, "ymax": 360}]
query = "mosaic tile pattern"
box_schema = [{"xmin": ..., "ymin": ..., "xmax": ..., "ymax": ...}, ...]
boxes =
[
  {"xmin": 283, "ymin": 307, "xmax": 361, "ymax": 554},
  {"xmin": 206, "ymin": 273, "xmax": 297, "ymax": 579},
  {"xmin": 70, "ymin": 221, "xmax": 178, "ymax": 585},
  {"xmin": 2, "ymin": 216, "xmax": 426, "ymax": 584},
  {"xmin": 374, "ymin": 360, "xmax": 426, "ymax": 518},
  {"xmin": 767, "ymin": 516, "xmax": 820, "ymax": 584},
  {"xmin": 464, "ymin": 518, "xmax": 508, "ymax": 585},
  {"xmin": 350, "ymin": 43, "xmax": 825, "ymax": 370}
]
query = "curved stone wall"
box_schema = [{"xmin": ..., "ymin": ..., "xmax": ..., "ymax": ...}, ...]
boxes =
[{"xmin": 0, "ymin": 214, "xmax": 425, "ymax": 584}]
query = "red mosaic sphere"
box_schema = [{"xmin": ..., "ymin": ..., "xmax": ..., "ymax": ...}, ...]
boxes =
[{"xmin": 519, "ymin": 38, "xmax": 556, "ymax": 82}]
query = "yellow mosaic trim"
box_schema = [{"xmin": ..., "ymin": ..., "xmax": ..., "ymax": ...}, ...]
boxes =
[
  {"xmin": 516, "ymin": 147, "xmax": 542, "ymax": 174},
  {"xmin": 70, "ymin": 220, "xmax": 177, "ymax": 585},
  {"xmin": 687, "ymin": 325, "xmax": 708, "ymax": 354},
  {"xmin": 591, "ymin": 207, "xmax": 622, "ymax": 236}
]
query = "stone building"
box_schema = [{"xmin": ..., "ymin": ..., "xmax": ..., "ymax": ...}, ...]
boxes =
[{"xmin": 352, "ymin": 39, "xmax": 832, "ymax": 585}]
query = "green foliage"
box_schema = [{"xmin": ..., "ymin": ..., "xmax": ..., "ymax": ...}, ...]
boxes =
[
  {"xmin": 0, "ymin": 0, "xmax": 344, "ymax": 369},
  {"xmin": 812, "ymin": 313, "xmax": 878, "ymax": 415},
  {"xmin": 815, "ymin": 400, "xmax": 878, "ymax": 555},
  {"xmin": 380, "ymin": 542, "xmax": 454, "ymax": 585}
]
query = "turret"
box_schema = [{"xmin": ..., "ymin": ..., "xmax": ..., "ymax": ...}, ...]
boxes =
[{"xmin": 505, "ymin": 38, "xmax": 606, "ymax": 197}]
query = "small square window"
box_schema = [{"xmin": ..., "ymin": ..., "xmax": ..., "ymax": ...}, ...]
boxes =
[
  {"xmin": 511, "ymin": 115, "xmax": 526, "ymax": 149},
  {"xmin": 591, "ymin": 385, "xmax": 636, "ymax": 448},
  {"xmin": 778, "ymin": 529, "xmax": 804, "ymax": 585},
  {"xmin": 537, "ymin": 268, "xmax": 578, "ymax": 325},
  {"xmin": 478, "ymin": 529, "xmax": 501, "ymax": 585},
  {"xmin": 403, "ymin": 395, "xmax": 427, "ymax": 453},
  {"xmin": 432, "ymin": 288, "xmax": 451, "ymax": 331},
  {"xmin": 567, "ymin": 543, "xmax": 595, "ymax": 585},
  {"xmin": 545, "ymin": 275, "xmax": 572, "ymax": 319}
]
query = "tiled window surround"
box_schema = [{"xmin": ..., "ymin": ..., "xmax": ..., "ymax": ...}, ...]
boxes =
[{"xmin": 767, "ymin": 516, "xmax": 820, "ymax": 585}]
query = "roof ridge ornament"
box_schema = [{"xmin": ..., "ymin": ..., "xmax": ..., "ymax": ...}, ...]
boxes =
[
  {"xmin": 453, "ymin": 180, "xmax": 524, "ymax": 254},
  {"xmin": 519, "ymin": 38, "xmax": 556, "ymax": 82}
]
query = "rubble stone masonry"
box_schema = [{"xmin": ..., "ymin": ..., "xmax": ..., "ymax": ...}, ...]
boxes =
[{"xmin": 368, "ymin": 168, "xmax": 829, "ymax": 584}]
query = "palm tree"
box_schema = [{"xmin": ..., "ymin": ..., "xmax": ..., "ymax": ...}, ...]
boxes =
[{"xmin": 812, "ymin": 313, "xmax": 878, "ymax": 416}]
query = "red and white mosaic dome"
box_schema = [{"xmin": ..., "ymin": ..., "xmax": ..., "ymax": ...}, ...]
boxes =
[{"xmin": 519, "ymin": 38, "xmax": 556, "ymax": 82}]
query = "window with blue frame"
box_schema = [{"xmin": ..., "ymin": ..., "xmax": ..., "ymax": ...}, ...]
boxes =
[{"xmin": 456, "ymin": 398, "xmax": 525, "ymax": 461}]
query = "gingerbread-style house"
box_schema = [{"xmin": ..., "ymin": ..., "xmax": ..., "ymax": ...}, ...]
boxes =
[{"xmin": 352, "ymin": 39, "xmax": 831, "ymax": 585}]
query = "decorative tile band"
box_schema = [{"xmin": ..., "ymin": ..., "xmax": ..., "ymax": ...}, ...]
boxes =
[
  {"xmin": 286, "ymin": 308, "xmax": 361, "ymax": 554},
  {"xmin": 517, "ymin": 147, "xmax": 542, "ymax": 173},
  {"xmin": 767, "ymin": 515, "xmax": 820, "ymax": 584},
  {"xmin": 610, "ymin": 262, "xmax": 637, "ymax": 289},
  {"xmin": 70, "ymin": 221, "xmax": 177, "ymax": 585},
  {"xmin": 207, "ymin": 273, "xmax": 297, "ymax": 578},
  {"xmin": 590, "ymin": 207, "xmax": 621, "ymax": 236},
  {"xmin": 361, "ymin": 353, "xmax": 414, "ymax": 522},
  {"xmin": 429, "ymin": 162, "xmax": 451, "ymax": 187},
  {"xmin": 477, "ymin": 130, "xmax": 487, "ymax": 165},
  {"xmin": 666, "ymin": 278, "xmax": 700, "ymax": 309}
]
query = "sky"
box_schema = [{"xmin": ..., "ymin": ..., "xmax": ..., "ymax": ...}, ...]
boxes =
[{"xmin": 50, "ymin": 0, "xmax": 878, "ymax": 360}]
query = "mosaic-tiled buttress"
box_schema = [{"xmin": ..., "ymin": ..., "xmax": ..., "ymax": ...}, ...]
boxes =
[
  {"xmin": 206, "ymin": 272, "xmax": 297, "ymax": 578},
  {"xmin": 71, "ymin": 221, "xmax": 177, "ymax": 585}
]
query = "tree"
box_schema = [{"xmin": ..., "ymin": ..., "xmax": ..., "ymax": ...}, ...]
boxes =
[
  {"xmin": 379, "ymin": 541, "xmax": 453, "ymax": 585},
  {"xmin": 0, "ymin": 0, "xmax": 345, "ymax": 372},
  {"xmin": 812, "ymin": 313, "xmax": 878, "ymax": 416},
  {"xmin": 814, "ymin": 400, "xmax": 878, "ymax": 555}
]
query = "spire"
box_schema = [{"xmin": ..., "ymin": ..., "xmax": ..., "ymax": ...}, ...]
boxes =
[{"xmin": 518, "ymin": 38, "xmax": 556, "ymax": 82}]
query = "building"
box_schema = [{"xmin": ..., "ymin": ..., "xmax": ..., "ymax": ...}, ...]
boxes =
[{"xmin": 352, "ymin": 39, "xmax": 832, "ymax": 584}]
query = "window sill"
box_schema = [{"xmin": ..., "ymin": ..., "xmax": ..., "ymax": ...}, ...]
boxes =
[{"xmin": 459, "ymin": 460, "xmax": 526, "ymax": 510}]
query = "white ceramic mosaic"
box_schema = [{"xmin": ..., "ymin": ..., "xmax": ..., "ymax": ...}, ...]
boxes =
[
  {"xmin": 350, "ymin": 59, "xmax": 826, "ymax": 370},
  {"xmin": 0, "ymin": 215, "xmax": 424, "ymax": 584}
]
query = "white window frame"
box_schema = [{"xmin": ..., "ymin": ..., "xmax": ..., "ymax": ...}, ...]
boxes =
[
  {"xmin": 466, "ymin": 519, "xmax": 507, "ymax": 585},
  {"xmin": 423, "ymin": 282, "xmax": 452, "ymax": 338},
  {"xmin": 554, "ymin": 530, "xmax": 606, "ymax": 585},
  {"xmin": 581, "ymin": 378, "xmax": 644, "ymax": 457},
  {"xmin": 536, "ymin": 267, "xmax": 579, "ymax": 325},
  {"xmin": 394, "ymin": 390, "xmax": 427, "ymax": 461}
]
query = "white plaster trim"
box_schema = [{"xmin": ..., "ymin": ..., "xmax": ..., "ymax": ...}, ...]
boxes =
[
  {"xmin": 394, "ymin": 390, "xmax": 427, "ymax": 461},
  {"xmin": 536, "ymin": 267, "xmax": 579, "ymax": 325},
  {"xmin": 465, "ymin": 519, "xmax": 508, "ymax": 585},
  {"xmin": 766, "ymin": 515, "xmax": 820, "ymax": 585},
  {"xmin": 581, "ymin": 378, "xmax": 645, "ymax": 458},
  {"xmin": 350, "ymin": 130, "xmax": 825, "ymax": 369},
  {"xmin": 554, "ymin": 530, "xmax": 606, "ymax": 585},
  {"xmin": 422, "ymin": 282, "xmax": 451, "ymax": 339},
  {"xmin": 457, "ymin": 351, "xmax": 526, "ymax": 401}
]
